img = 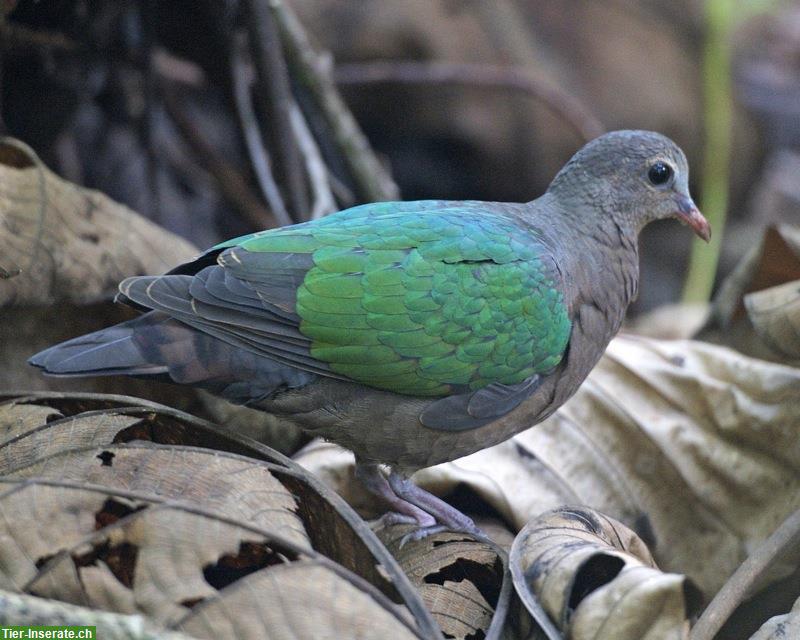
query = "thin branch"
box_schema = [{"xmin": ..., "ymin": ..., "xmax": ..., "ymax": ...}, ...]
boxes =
[
  {"xmin": 289, "ymin": 103, "xmax": 337, "ymax": 219},
  {"xmin": 161, "ymin": 86, "xmax": 277, "ymax": 231},
  {"xmin": 690, "ymin": 508, "xmax": 800, "ymax": 640},
  {"xmin": 152, "ymin": 48, "xmax": 206, "ymax": 87},
  {"xmin": 326, "ymin": 171, "xmax": 356, "ymax": 208},
  {"xmin": 1, "ymin": 23, "xmax": 80, "ymax": 54},
  {"xmin": 269, "ymin": 0, "xmax": 400, "ymax": 202},
  {"xmin": 230, "ymin": 34, "xmax": 292, "ymax": 227},
  {"xmin": 243, "ymin": 0, "xmax": 308, "ymax": 219},
  {"xmin": 335, "ymin": 61, "xmax": 605, "ymax": 143}
]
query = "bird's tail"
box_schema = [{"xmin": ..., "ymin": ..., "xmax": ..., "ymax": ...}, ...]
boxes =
[
  {"xmin": 28, "ymin": 313, "xmax": 177, "ymax": 378},
  {"xmin": 28, "ymin": 311, "xmax": 315, "ymax": 404}
]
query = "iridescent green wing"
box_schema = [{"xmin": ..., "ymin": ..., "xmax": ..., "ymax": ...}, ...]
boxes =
[{"xmin": 219, "ymin": 200, "xmax": 572, "ymax": 398}]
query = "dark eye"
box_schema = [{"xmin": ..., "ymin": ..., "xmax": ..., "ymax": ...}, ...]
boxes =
[{"xmin": 648, "ymin": 161, "xmax": 673, "ymax": 186}]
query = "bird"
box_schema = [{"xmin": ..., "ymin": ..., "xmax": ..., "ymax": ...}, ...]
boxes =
[{"xmin": 30, "ymin": 130, "xmax": 710, "ymax": 540}]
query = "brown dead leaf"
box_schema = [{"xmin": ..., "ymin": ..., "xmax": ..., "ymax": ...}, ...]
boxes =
[
  {"xmin": 0, "ymin": 401, "xmax": 64, "ymax": 438},
  {"xmin": 178, "ymin": 560, "xmax": 418, "ymax": 640},
  {"xmin": 511, "ymin": 507, "xmax": 698, "ymax": 640},
  {"xmin": 0, "ymin": 482, "xmax": 111, "ymax": 591},
  {"xmin": 0, "ymin": 137, "xmax": 198, "ymax": 307},
  {"xmin": 743, "ymin": 279, "xmax": 800, "ymax": 362},
  {"xmin": 0, "ymin": 137, "xmax": 201, "ymax": 409},
  {"xmin": 0, "ymin": 393, "xmax": 442, "ymax": 639},
  {"xmin": 377, "ymin": 526, "xmax": 508, "ymax": 640},
  {"xmin": 5, "ymin": 444, "xmax": 311, "ymax": 550},
  {"xmin": 30, "ymin": 502, "xmax": 307, "ymax": 624}
]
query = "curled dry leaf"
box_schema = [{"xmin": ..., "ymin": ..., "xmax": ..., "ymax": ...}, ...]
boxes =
[
  {"xmin": 511, "ymin": 507, "xmax": 698, "ymax": 639},
  {"xmin": 377, "ymin": 524, "xmax": 512, "ymax": 640},
  {"xmin": 0, "ymin": 392, "xmax": 444, "ymax": 640},
  {"xmin": 0, "ymin": 137, "xmax": 199, "ymax": 307}
]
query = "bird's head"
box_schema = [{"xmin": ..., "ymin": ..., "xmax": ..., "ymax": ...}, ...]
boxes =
[{"xmin": 547, "ymin": 130, "xmax": 711, "ymax": 242}]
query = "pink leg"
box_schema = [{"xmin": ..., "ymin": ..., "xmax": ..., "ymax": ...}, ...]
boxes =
[
  {"xmin": 354, "ymin": 463, "xmax": 483, "ymax": 543},
  {"xmin": 355, "ymin": 463, "xmax": 436, "ymax": 528}
]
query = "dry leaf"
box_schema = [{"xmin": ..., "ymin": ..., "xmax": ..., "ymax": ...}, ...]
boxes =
[
  {"xmin": 0, "ymin": 137, "xmax": 198, "ymax": 307},
  {"xmin": 377, "ymin": 526, "xmax": 509, "ymax": 640},
  {"xmin": 5, "ymin": 444, "xmax": 311, "ymax": 550},
  {"xmin": 178, "ymin": 560, "xmax": 418, "ymax": 640},
  {"xmin": 0, "ymin": 136, "xmax": 202, "ymax": 409},
  {"xmin": 417, "ymin": 335, "xmax": 800, "ymax": 600},
  {"xmin": 510, "ymin": 507, "xmax": 698, "ymax": 639},
  {"xmin": 625, "ymin": 303, "xmax": 709, "ymax": 340},
  {"xmin": 0, "ymin": 393, "xmax": 442, "ymax": 640},
  {"xmin": 743, "ymin": 279, "xmax": 800, "ymax": 362}
]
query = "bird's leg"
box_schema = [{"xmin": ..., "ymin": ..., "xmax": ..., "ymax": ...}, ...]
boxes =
[
  {"xmin": 354, "ymin": 463, "xmax": 436, "ymax": 528},
  {"xmin": 386, "ymin": 470, "xmax": 483, "ymax": 542}
]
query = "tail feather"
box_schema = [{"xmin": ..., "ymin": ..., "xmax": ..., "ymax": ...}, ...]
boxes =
[
  {"xmin": 29, "ymin": 317, "xmax": 169, "ymax": 377},
  {"xmin": 28, "ymin": 311, "xmax": 316, "ymax": 404}
]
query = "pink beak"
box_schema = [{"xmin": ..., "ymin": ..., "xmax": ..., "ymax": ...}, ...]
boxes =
[{"xmin": 676, "ymin": 196, "xmax": 711, "ymax": 242}]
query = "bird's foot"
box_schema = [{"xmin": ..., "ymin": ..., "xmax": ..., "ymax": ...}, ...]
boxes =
[
  {"xmin": 355, "ymin": 462, "xmax": 485, "ymax": 544},
  {"xmin": 386, "ymin": 470, "xmax": 483, "ymax": 542}
]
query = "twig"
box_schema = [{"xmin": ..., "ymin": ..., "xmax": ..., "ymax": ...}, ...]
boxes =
[
  {"xmin": 161, "ymin": 86, "xmax": 277, "ymax": 231},
  {"xmin": 230, "ymin": 34, "xmax": 292, "ymax": 227},
  {"xmin": 152, "ymin": 48, "xmax": 206, "ymax": 87},
  {"xmin": 690, "ymin": 508, "xmax": 800, "ymax": 640},
  {"xmin": 327, "ymin": 171, "xmax": 356, "ymax": 208},
  {"xmin": 335, "ymin": 61, "xmax": 605, "ymax": 143},
  {"xmin": 289, "ymin": 103, "xmax": 337, "ymax": 219},
  {"xmin": 268, "ymin": 0, "xmax": 400, "ymax": 202},
  {"xmin": 1, "ymin": 23, "xmax": 80, "ymax": 54},
  {"xmin": 243, "ymin": 0, "xmax": 307, "ymax": 220}
]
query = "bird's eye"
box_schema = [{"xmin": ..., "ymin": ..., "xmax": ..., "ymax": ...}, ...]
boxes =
[{"xmin": 647, "ymin": 161, "xmax": 673, "ymax": 186}]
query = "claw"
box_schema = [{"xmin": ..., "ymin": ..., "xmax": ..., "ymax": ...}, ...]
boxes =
[
  {"xmin": 377, "ymin": 511, "xmax": 426, "ymax": 528},
  {"xmin": 399, "ymin": 524, "xmax": 449, "ymax": 548}
]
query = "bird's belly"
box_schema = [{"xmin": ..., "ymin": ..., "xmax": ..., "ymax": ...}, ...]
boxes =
[{"xmin": 258, "ymin": 377, "xmax": 560, "ymax": 471}]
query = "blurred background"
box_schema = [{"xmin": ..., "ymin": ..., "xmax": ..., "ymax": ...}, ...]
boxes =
[{"xmin": 1, "ymin": 0, "xmax": 799, "ymax": 408}]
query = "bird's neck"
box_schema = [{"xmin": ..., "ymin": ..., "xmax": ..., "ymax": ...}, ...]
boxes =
[{"xmin": 531, "ymin": 193, "xmax": 641, "ymax": 319}]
